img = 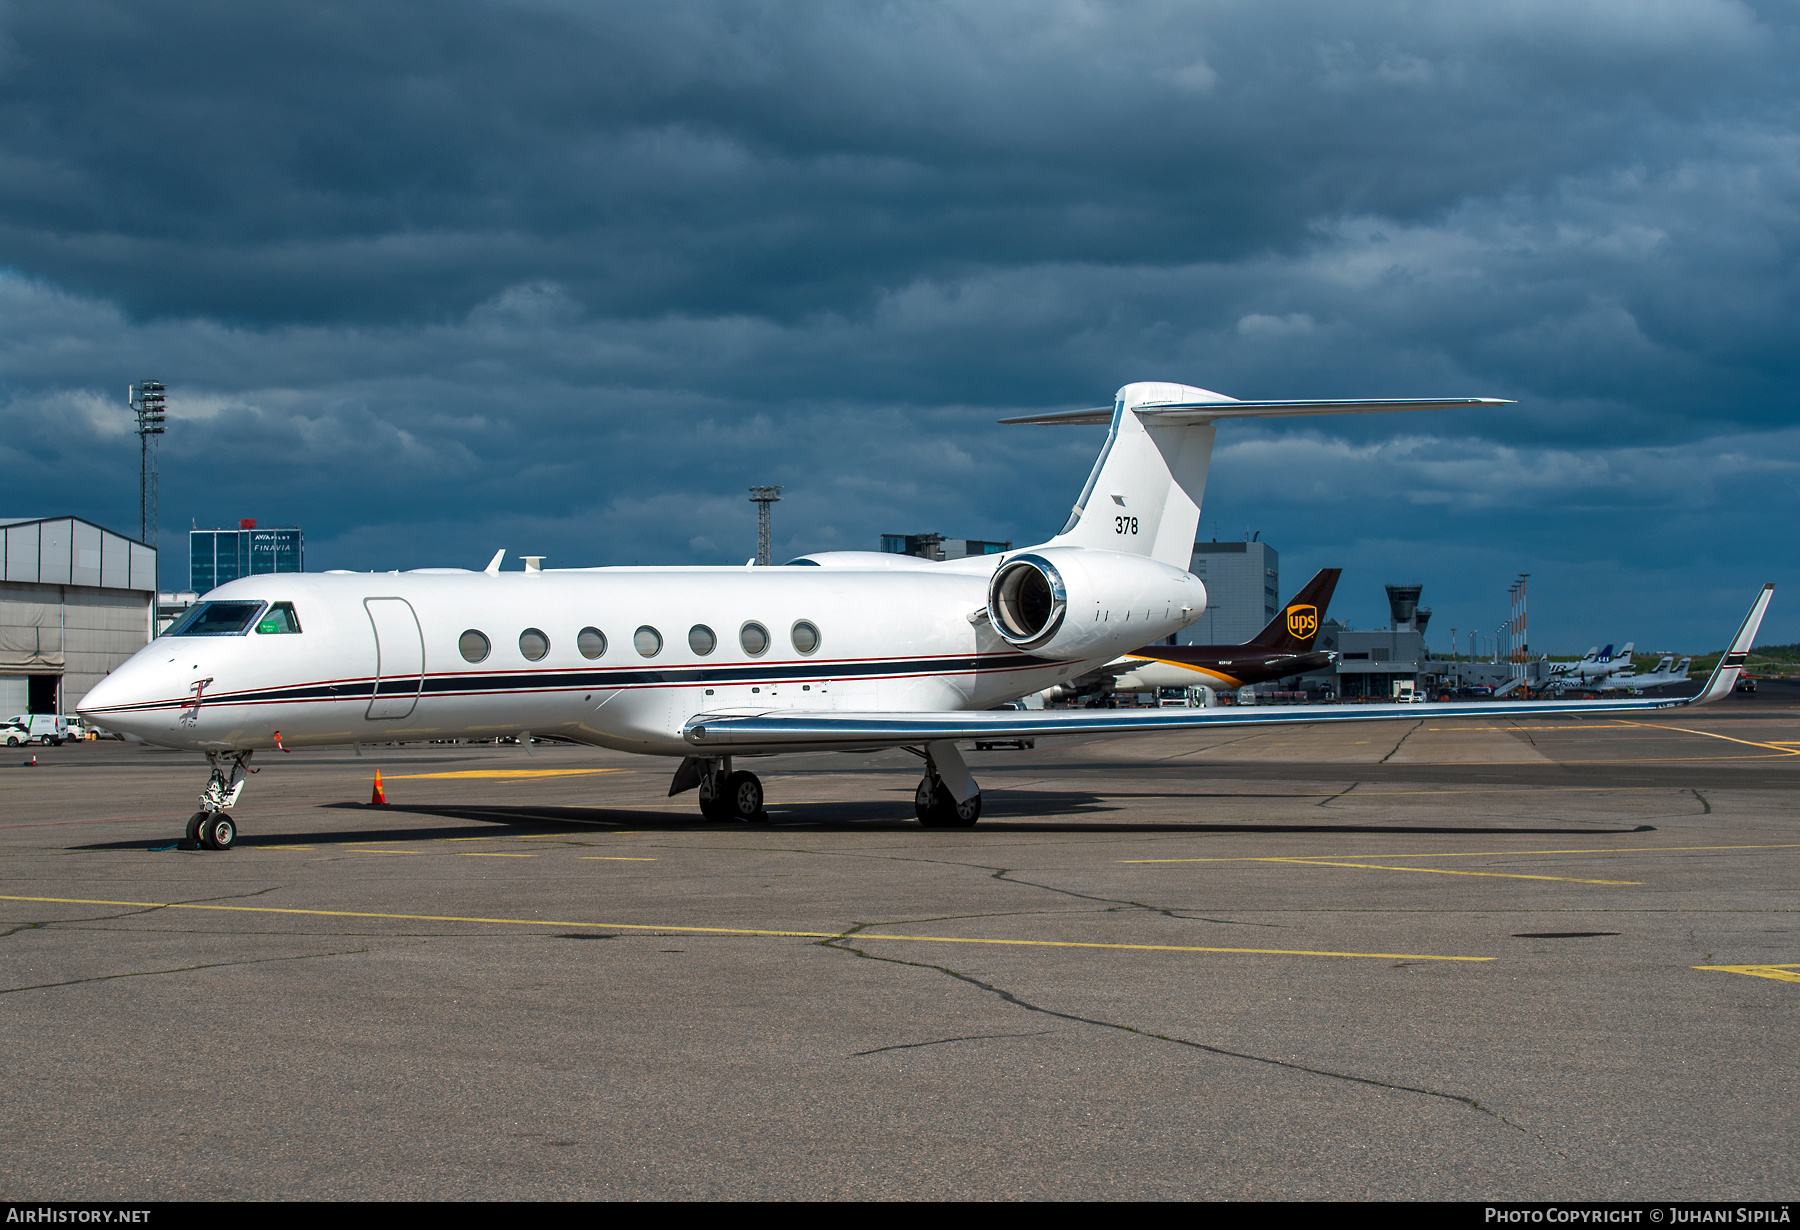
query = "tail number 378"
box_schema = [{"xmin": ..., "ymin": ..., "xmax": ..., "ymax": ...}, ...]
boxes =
[{"xmin": 1115, "ymin": 516, "xmax": 1139, "ymax": 535}]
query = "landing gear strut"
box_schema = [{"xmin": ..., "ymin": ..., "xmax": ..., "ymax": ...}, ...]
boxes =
[
  {"xmin": 914, "ymin": 741, "xmax": 981, "ymax": 828},
  {"xmin": 676, "ymin": 756, "xmax": 767, "ymax": 823},
  {"xmin": 188, "ymin": 750, "xmax": 255, "ymax": 851}
]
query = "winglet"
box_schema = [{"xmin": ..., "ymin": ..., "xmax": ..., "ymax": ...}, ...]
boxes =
[
  {"xmin": 484, "ymin": 549, "xmax": 505, "ymax": 575},
  {"xmin": 1691, "ymin": 584, "xmax": 1775, "ymax": 705}
]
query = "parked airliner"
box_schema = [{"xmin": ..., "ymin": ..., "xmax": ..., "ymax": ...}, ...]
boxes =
[{"xmin": 77, "ymin": 382, "xmax": 1774, "ymax": 849}]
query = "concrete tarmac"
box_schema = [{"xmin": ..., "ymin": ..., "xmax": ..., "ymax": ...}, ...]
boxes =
[{"xmin": 2, "ymin": 687, "xmax": 1797, "ymax": 1200}]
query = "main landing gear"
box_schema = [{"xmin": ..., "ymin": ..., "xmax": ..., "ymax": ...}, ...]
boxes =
[
  {"xmin": 185, "ymin": 750, "xmax": 256, "ymax": 851},
  {"xmin": 668, "ymin": 740, "xmax": 983, "ymax": 829},
  {"xmin": 913, "ymin": 740, "xmax": 981, "ymax": 829},
  {"xmin": 672, "ymin": 756, "xmax": 767, "ymax": 823},
  {"xmin": 915, "ymin": 777, "xmax": 981, "ymax": 827}
]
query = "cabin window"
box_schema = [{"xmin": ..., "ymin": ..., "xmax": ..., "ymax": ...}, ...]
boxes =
[
  {"xmin": 634, "ymin": 626, "xmax": 663, "ymax": 658},
  {"xmin": 791, "ymin": 620, "xmax": 821, "ymax": 654},
  {"xmin": 164, "ymin": 601, "xmax": 264, "ymax": 637},
  {"xmin": 688, "ymin": 625, "xmax": 717, "ymax": 655},
  {"xmin": 519, "ymin": 628, "xmax": 550, "ymax": 661},
  {"xmin": 255, "ymin": 602, "xmax": 302, "ymax": 634},
  {"xmin": 577, "ymin": 627, "xmax": 607, "ymax": 659},
  {"xmin": 459, "ymin": 630, "xmax": 490, "ymax": 663},
  {"xmin": 739, "ymin": 622, "xmax": 770, "ymax": 656}
]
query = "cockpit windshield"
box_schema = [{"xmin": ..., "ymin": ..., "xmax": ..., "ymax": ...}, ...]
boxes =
[
  {"xmin": 256, "ymin": 603, "xmax": 302, "ymax": 634},
  {"xmin": 163, "ymin": 601, "xmax": 266, "ymax": 637}
]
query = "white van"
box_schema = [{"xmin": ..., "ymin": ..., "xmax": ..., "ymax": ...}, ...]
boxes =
[{"xmin": 5, "ymin": 714, "xmax": 70, "ymax": 745}]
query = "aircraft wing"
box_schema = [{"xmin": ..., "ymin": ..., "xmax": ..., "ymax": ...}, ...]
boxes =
[{"xmin": 685, "ymin": 585, "xmax": 1772, "ymax": 752}]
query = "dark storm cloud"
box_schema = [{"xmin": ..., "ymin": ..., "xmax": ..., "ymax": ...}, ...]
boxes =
[{"xmin": 2, "ymin": 0, "xmax": 1798, "ymax": 646}]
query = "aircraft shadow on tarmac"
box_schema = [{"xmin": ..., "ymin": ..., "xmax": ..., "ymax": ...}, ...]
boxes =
[{"xmin": 67, "ymin": 791, "xmax": 1659, "ymax": 850}]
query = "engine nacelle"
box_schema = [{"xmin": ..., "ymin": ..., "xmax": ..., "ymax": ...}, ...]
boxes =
[{"xmin": 987, "ymin": 549, "xmax": 1204, "ymax": 661}]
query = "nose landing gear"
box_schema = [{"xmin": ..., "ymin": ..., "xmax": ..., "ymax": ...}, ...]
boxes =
[
  {"xmin": 185, "ymin": 811, "xmax": 238, "ymax": 851},
  {"xmin": 185, "ymin": 750, "xmax": 256, "ymax": 851}
]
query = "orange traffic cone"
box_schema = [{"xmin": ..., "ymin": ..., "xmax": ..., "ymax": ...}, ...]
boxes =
[{"xmin": 370, "ymin": 770, "xmax": 387, "ymax": 806}]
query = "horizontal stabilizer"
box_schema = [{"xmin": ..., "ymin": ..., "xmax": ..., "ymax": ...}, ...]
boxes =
[{"xmin": 1000, "ymin": 398, "xmax": 1511, "ymax": 427}]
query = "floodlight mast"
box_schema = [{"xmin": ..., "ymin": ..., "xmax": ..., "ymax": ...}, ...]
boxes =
[
  {"xmin": 748, "ymin": 486, "xmax": 782, "ymax": 566},
  {"xmin": 128, "ymin": 380, "xmax": 167, "ymax": 546}
]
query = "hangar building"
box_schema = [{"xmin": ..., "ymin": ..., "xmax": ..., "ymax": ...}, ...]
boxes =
[{"xmin": 0, "ymin": 517, "xmax": 158, "ymax": 716}]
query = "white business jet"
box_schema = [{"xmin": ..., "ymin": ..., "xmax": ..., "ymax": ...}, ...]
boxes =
[{"xmin": 77, "ymin": 382, "xmax": 1774, "ymax": 850}]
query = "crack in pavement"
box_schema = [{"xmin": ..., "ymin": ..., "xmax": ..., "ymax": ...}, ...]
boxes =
[
  {"xmin": 1317, "ymin": 781, "xmax": 1360, "ymax": 808},
  {"xmin": 821, "ymin": 924, "xmax": 1525, "ymax": 1132},
  {"xmin": 1379, "ymin": 721, "xmax": 1424, "ymax": 765},
  {"xmin": 854, "ymin": 1030, "xmax": 1053, "ymax": 1056},
  {"xmin": 0, "ymin": 947, "xmax": 368, "ymax": 995}
]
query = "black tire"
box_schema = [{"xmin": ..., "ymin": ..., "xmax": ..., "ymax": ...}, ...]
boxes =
[
  {"xmin": 39, "ymin": 735, "xmax": 52, "ymax": 746},
  {"xmin": 4, "ymin": 735, "xmax": 18, "ymax": 747},
  {"xmin": 185, "ymin": 812, "xmax": 207, "ymax": 844},
  {"xmin": 722, "ymin": 770, "xmax": 763, "ymax": 821},
  {"xmin": 697, "ymin": 774, "xmax": 732, "ymax": 821},
  {"xmin": 200, "ymin": 814, "xmax": 237, "ymax": 851},
  {"xmin": 915, "ymin": 777, "xmax": 979, "ymax": 828}
]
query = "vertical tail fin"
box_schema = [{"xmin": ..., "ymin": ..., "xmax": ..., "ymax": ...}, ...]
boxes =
[
  {"xmin": 1036, "ymin": 383, "xmax": 1222, "ymax": 567},
  {"xmin": 1247, "ymin": 569, "xmax": 1343, "ymax": 651}
]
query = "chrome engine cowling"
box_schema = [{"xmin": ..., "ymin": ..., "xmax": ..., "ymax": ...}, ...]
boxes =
[
  {"xmin": 987, "ymin": 548, "xmax": 1204, "ymax": 661},
  {"xmin": 987, "ymin": 554, "xmax": 1068, "ymax": 649}
]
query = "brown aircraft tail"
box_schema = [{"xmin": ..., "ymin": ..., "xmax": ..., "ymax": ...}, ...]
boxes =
[{"xmin": 1244, "ymin": 568, "xmax": 1342, "ymax": 652}]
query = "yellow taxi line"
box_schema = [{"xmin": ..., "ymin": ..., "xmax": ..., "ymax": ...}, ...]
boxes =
[
  {"xmin": 1615, "ymin": 720, "xmax": 1800, "ymax": 756},
  {"xmin": 0, "ymin": 896, "xmax": 1489, "ymax": 962},
  {"xmin": 387, "ymin": 769, "xmax": 630, "ymax": 780},
  {"xmin": 1693, "ymin": 964, "xmax": 1800, "ymax": 985},
  {"xmin": 1260, "ymin": 858, "xmax": 1641, "ymax": 886},
  {"xmin": 1123, "ymin": 843, "xmax": 1800, "ymax": 864}
]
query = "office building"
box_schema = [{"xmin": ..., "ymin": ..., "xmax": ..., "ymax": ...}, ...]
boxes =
[
  {"xmin": 1179, "ymin": 539, "xmax": 1278, "ymax": 646},
  {"xmin": 191, "ymin": 519, "xmax": 303, "ymax": 595},
  {"xmin": 880, "ymin": 533, "xmax": 1011, "ymax": 561}
]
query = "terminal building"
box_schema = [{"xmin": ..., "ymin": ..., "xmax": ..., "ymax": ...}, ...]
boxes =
[
  {"xmin": 0, "ymin": 517, "xmax": 158, "ymax": 717},
  {"xmin": 1301, "ymin": 583, "xmax": 1549, "ymax": 699}
]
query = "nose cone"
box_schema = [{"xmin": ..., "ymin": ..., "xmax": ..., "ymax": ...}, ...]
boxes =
[{"xmin": 78, "ymin": 649, "xmax": 190, "ymax": 744}]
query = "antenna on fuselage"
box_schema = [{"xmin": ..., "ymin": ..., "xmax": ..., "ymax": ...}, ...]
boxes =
[{"xmin": 484, "ymin": 549, "xmax": 505, "ymax": 575}]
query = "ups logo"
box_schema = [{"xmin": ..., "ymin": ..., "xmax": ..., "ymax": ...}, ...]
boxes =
[{"xmin": 1286, "ymin": 604, "xmax": 1319, "ymax": 640}]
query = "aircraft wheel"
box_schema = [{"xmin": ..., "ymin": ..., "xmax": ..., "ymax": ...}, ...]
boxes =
[
  {"xmin": 915, "ymin": 778, "xmax": 980, "ymax": 828},
  {"xmin": 200, "ymin": 813, "xmax": 237, "ymax": 851},
  {"xmin": 185, "ymin": 812, "xmax": 207, "ymax": 845},
  {"xmin": 723, "ymin": 771, "xmax": 764, "ymax": 822},
  {"xmin": 697, "ymin": 774, "xmax": 732, "ymax": 821}
]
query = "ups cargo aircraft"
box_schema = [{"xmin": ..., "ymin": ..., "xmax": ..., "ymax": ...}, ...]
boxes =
[
  {"xmin": 1043, "ymin": 567, "xmax": 1342, "ymax": 701},
  {"xmin": 77, "ymin": 382, "xmax": 1775, "ymax": 850}
]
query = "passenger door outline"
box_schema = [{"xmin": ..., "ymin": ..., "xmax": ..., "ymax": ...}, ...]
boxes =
[{"xmin": 365, "ymin": 597, "xmax": 424, "ymax": 720}]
